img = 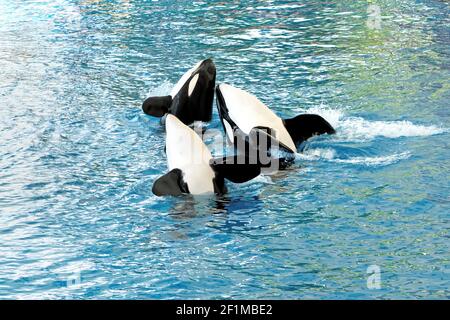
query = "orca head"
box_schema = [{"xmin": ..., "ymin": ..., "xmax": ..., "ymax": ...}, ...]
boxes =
[
  {"xmin": 170, "ymin": 58, "xmax": 215, "ymax": 97},
  {"xmin": 142, "ymin": 59, "xmax": 216, "ymax": 125},
  {"xmin": 196, "ymin": 58, "xmax": 216, "ymax": 81},
  {"xmin": 216, "ymin": 84, "xmax": 296, "ymax": 170},
  {"xmin": 169, "ymin": 58, "xmax": 216, "ymax": 125}
]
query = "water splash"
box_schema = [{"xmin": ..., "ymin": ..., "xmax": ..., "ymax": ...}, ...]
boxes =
[{"xmin": 305, "ymin": 105, "xmax": 446, "ymax": 141}]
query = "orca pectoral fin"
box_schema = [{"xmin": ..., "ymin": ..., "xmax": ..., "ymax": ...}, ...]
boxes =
[
  {"xmin": 283, "ymin": 114, "xmax": 336, "ymax": 145},
  {"xmin": 232, "ymin": 126, "xmax": 273, "ymax": 152},
  {"xmin": 245, "ymin": 126, "xmax": 297, "ymax": 158},
  {"xmin": 142, "ymin": 95, "xmax": 172, "ymax": 117},
  {"xmin": 210, "ymin": 156, "xmax": 262, "ymax": 184},
  {"xmin": 152, "ymin": 168, "xmax": 189, "ymax": 196},
  {"xmin": 230, "ymin": 127, "xmax": 295, "ymax": 172}
]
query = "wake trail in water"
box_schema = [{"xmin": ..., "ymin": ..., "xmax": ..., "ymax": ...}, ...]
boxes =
[
  {"xmin": 305, "ymin": 105, "xmax": 446, "ymax": 141},
  {"xmin": 296, "ymin": 149, "xmax": 411, "ymax": 167},
  {"xmin": 296, "ymin": 105, "xmax": 446, "ymax": 167}
]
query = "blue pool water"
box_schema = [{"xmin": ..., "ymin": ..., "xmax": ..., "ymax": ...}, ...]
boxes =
[{"xmin": 0, "ymin": 0, "xmax": 449, "ymax": 299}]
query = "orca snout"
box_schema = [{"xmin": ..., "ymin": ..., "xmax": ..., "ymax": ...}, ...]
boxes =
[{"xmin": 200, "ymin": 58, "xmax": 216, "ymax": 78}]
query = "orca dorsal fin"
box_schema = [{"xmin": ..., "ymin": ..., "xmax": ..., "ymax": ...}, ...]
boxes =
[
  {"xmin": 283, "ymin": 114, "xmax": 335, "ymax": 145},
  {"xmin": 210, "ymin": 156, "xmax": 262, "ymax": 183},
  {"xmin": 142, "ymin": 95, "xmax": 172, "ymax": 117},
  {"xmin": 152, "ymin": 168, "xmax": 189, "ymax": 196}
]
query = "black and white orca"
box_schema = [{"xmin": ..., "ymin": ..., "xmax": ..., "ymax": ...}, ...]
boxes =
[
  {"xmin": 215, "ymin": 84, "xmax": 336, "ymax": 163},
  {"xmin": 152, "ymin": 114, "xmax": 265, "ymax": 196},
  {"xmin": 142, "ymin": 59, "xmax": 216, "ymax": 125}
]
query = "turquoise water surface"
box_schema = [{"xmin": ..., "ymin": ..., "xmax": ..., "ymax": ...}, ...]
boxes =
[{"xmin": 0, "ymin": 0, "xmax": 449, "ymax": 299}]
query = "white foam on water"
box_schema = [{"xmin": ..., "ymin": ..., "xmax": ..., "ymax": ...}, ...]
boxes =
[
  {"xmin": 296, "ymin": 147, "xmax": 411, "ymax": 167},
  {"xmin": 333, "ymin": 151, "xmax": 412, "ymax": 166},
  {"xmin": 291, "ymin": 105, "xmax": 446, "ymax": 167},
  {"xmin": 242, "ymin": 174, "xmax": 274, "ymax": 184},
  {"xmin": 304, "ymin": 105, "xmax": 446, "ymax": 141},
  {"xmin": 296, "ymin": 148, "xmax": 336, "ymax": 161}
]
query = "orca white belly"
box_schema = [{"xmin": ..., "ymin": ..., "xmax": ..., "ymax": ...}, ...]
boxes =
[
  {"xmin": 217, "ymin": 84, "xmax": 297, "ymax": 152},
  {"xmin": 165, "ymin": 114, "xmax": 215, "ymax": 194}
]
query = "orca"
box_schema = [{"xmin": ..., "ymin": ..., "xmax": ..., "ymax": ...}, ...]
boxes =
[
  {"xmin": 142, "ymin": 59, "xmax": 216, "ymax": 125},
  {"xmin": 152, "ymin": 114, "xmax": 266, "ymax": 196},
  {"xmin": 215, "ymin": 83, "xmax": 336, "ymax": 157}
]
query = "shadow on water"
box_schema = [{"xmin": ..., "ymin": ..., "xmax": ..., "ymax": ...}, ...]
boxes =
[
  {"xmin": 167, "ymin": 192, "xmax": 263, "ymax": 216},
  {"xmin": 164, "ymin": 192, "xmax": 265, "ymax": 234}
]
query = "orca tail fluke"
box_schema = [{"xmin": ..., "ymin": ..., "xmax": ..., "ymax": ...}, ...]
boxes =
[
  {"xmin": 152, "ymin": 168, "xmax": 189, "ymax": 196},
  {"xmin": 283, "ymin": 114, "xmax": 335, "ymax": 145},
  {"xmin": 142, "ymin": 95, "xmax": 172, "ymax": 118},
  {"xmin": 210, "ymin": 156, "xmax": 262, "ymax": 183}
]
